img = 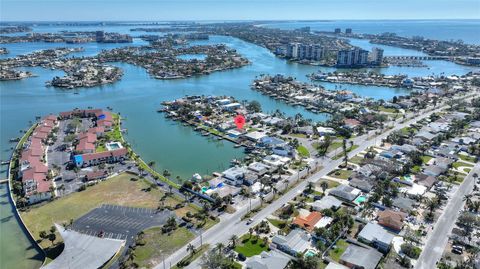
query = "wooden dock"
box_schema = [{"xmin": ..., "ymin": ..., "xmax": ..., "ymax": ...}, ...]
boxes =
[{"xmin": 0, "ymin": 179, "xmax": 8, "ymax": 184}]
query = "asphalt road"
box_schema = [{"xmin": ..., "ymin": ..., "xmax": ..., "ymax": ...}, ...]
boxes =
[{"xmin": 414, "ymin": 163, "xmax": 479, "ymax": 269}]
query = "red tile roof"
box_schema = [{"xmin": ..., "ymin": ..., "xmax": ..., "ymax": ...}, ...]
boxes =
[
  {"xmin": 80, "ymin": 148, "xmax": 127, "ymax": 162},
  {"xmin": 293, "ymin": 211, "xmax": 323, "ymax": 231}
]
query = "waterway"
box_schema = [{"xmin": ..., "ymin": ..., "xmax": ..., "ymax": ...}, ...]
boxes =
[{"xmin": 0, "ymin": 21, "xmax": 479, "ymax": 269}]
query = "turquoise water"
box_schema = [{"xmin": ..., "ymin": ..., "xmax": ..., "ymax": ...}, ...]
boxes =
[
  {"xmin": 354, "ymin": 195, "xmax": 367, "ymax": 204},
  {"xmin": 0, "ymin": 21, "xmax": 479, "ymax": 269}
]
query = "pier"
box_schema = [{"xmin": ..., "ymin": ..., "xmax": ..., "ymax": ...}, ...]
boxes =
[{"xmin": 0, "ymin": 179, "xmax": 8, "ymax": 184}]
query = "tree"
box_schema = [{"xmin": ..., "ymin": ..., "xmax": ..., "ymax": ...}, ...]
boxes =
[
  {"xmin": 148, "ymin": 161, "xmax": 155, "ymax": 168},
  {"xmin": 200, "ymin": 249, "xmax": 237, "ymax": 269},
  {"xmin": 248, "ymin": 228, "xmax": 254, "ymax": 239},
  {"xmin": 246, "ymin": 100, "xmax": 262, "ymax": 113},
  {"xmin": 342, "ymin": 139, "xmax": 348, "ymax": 167},
  {"xmin": 187, "ymin": 243, "xmax": 196, "ymax": 257},
  {"xmin": 229, "ymin": 234, "xmax": 238, "ymax": 248},
  {"xmin": 215, "ymin": 243, "xmax": 224, "ymax": 254},
  {"xmin": 39, "ymin": 231, "xmax": 47, "ymax": 241},
  {"xmin": 48, "ymin": 233, "xmax": 56, "ymax": 246},
  {"xmin": 320, "ymin": 181, "xmax": 328, "ymax": 195}
]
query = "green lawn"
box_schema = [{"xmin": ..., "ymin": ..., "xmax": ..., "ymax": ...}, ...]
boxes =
[
  {"xmin": 378, "ymin": 106, "xmax": 398, "ymax": 113},
  {"xmin": 332, "ymin": 145, "xmax": 359, "ymax": 160},
  {"xmin": 290, "ymin": 133, "xmax": 308, "ymax": 139},
  {"xmin": 327, "ymin": 142, "xmax": 343, "ymax": 153},
  {"xmin": 173, "ymin": 244, "xmax": 209, "ymax": 268},
  {"xmin": 267, "ymin": 218, "xmax": 289, "ymax": 229},
  {"xmin": 452, "ymin": 161, "xmax": 474, "ymax": 169},
  {"xmin": 133, "ymin": 227, "xmax": 195, "ymax": 268},
  {"xmin": 235, "ymin": 235, "xmax": 269, "ymax": 257},
  {"xmin": 329, "ymin": 240, "xmax": 349, "ymax": 262},
  {"xmin": 329, "ymin": 169, "xmax": 353, "ymax": 180},
  {"xmin": 421, "ymin": 155, "xmax": 433, "ymax": 164},
  {"xmin": 458, "ymin": 154, "xmax": 477, "ymax": 163},
  {"xmin": 297, "ymin": 145, "xmax": 310, "ymax": 158},
  {"xmin": 412, "ymin": 165, "xmax": 422, "ymax": 173},
  {"xmin": 21, "ymin": 173, "xmax": 173, "ymax": 249},
  {"xmin": 317, "ymin": 179, "xmax": 340, "ymax": 189},
  {"xmin": 349, "ymin": 156, "xmax": 365, "ymax": 165}
]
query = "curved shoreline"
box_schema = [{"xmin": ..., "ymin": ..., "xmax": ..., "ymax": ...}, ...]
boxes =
[{"xmin": 7, "ymin": 123, "xmax": 47, "ymax": 267}]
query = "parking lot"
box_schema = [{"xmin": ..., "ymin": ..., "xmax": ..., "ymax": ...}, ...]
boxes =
[{"xmin": 72, "ymin": 204, "xmax": 175, "ymax": 242}]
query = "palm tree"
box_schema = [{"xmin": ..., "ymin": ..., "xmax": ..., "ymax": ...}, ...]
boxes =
[
  {"xmin": 229, "ymin": 234, "xmax": 238, "ymax": 248},
  {"xmin": 215, "ymin": 243, "xmax": 224, "ymax": 254},
  {"xmin": 187, "ymin": 243, "xmax": 196, "ymax": 257},
  {"xmin": 342, "ymin": 139, "xmax": 348, "ymax": 167},
  {"xmin": 320, "ymin": 181, "xmax": 328, "ymax": 195},
  {"xmin": 306, "ymin": 181, "xmax": 314, "ymax": 193},
  {"xmin": 248, "ymin": 228, "xmax": 254, "ymax": 239},
  {"xmin": 463, "ymin": 194, "xmax": 473, "ymax": 207}
]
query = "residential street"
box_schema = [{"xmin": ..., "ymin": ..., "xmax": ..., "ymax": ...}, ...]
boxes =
[
  {"xmin": 154, "ymin": 98, "xmax": 466, "ymax": 269},
  {"xmin": 415, "ymin": 163, "xmax": 479, "ymax": 269}
]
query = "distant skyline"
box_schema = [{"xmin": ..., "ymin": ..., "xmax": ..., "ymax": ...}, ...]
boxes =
[{"xmin": 1, "ymin": 0, "xmax": 480, "ymax": 21}]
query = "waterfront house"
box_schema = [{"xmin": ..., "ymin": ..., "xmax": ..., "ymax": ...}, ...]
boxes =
[
  {"xmin": 248, "ymin": 162, "xmax": 272, "ymax": 176},
  {"xmin": 339, "ymin": 244, "xmax": 383, "ymax": 269},
  {"xmin": 262, "ymin": 154, "xmax": 290, "ymax": 169},
  {"xmin": 21, "ymin": 164, "xmax": 52, "ymax": 204},
  {"xmin": 271, "ymin": 229, "xmax": 311, "ymax": 257},
  {"xmin": 73, "ymin": 148, "xmax": 127, "ymax": 167},
  {"xmin": 246, "ymin": 251, "xmax": 290, "ymax": 269},
  {"xmin": 316, "ymin": 126, "xmax": 336, "ymax": 136},
  {"xmin": 222, "ymin": 166, "xmax": 247, "ymax": 186},
  {"xmin": 357, "ymin": 222, "xmax": 394, "ymax": 253},
  {"xmin": 244, "ymin": 131, "xmax": 268, "ymax": 143}
]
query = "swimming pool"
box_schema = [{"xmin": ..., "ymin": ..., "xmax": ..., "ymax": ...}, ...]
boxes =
[
  {"xmin": 354, "ymin": 195, "xmax": 367, "ymax": 204},
  {"xmin": 105, "ymin": 141, "xmax": 123, "ymax": 151},
  {"xmin": 304, "ymin": 249, "xmax": 317, "ymax": 257}
]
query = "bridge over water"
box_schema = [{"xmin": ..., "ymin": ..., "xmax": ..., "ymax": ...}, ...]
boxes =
[{"xmin": 385, "ymin": 55, "xmax": 452, "ymax": 61}]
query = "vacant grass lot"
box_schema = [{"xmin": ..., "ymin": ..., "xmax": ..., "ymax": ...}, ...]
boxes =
[
  {"xmin": 458, "ymin": 154, "xmax": 477, "ymax": 163},
  {"xmin": 329, "ymin": 169, "xmax": 353, "ymax": 180},
  {"xmin": 234, "ymin": 235, "xmax": 269, "ymax": 257},
  {"xmin": 453, "ymin": 161, "xmax": 474, "ymax": 169},
  {"xmin": 21, "ymin": 173, "xmax": 179, "ymax": 248},
  {"xmin": 133, "ymin": 227, "xmax": 195, "ymax": 268}
]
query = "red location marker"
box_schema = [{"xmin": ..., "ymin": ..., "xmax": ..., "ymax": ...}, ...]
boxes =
[{"xmin": 234, "ymin": 114, "xmax": 246, "ymax": 130}]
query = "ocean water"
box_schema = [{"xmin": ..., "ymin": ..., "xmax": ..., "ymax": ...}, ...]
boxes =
[{"xmin": 0, "ymin": 20, "xmax": 479, "ymax": 269}]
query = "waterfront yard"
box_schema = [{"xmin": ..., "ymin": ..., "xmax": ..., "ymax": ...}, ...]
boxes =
[
  {"xmin": 21, "ymin": 173, "xmax": 182, "ymax": 249},
  {"xmin": 132, "ymin": 227, "xmax": 195, "ymax": 269}
]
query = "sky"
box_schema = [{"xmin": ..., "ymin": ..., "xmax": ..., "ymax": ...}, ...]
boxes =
[{"xmin": 1, "ymin": 0, "xmax": 480, "ymax": 21}]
